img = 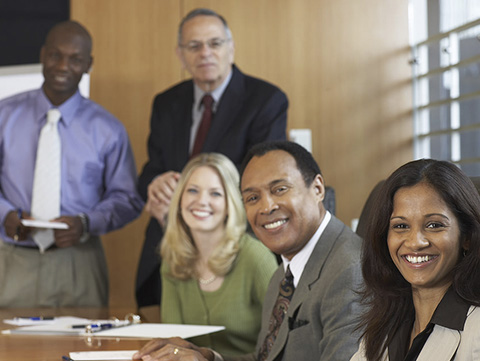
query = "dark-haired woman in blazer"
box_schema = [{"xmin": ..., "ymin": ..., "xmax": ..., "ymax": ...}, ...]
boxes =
[{"xmin": 352, "ymin": 159, "xmax": 480, "ymax": 361}]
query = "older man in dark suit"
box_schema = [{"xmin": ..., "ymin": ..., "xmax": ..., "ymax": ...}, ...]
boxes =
[
  {"xmin": 136, "ymin": 8, "xmax": 288, "ymax": 307},
  {"xmin": 133, "ymin": 141, "xmax": 363, "ymax": 361}
]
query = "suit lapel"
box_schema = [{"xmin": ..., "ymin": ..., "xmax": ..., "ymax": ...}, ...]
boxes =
[
  {"xmin": 266, "ymin": 216, "xmax": 346, "ymax": 361},
  {"xmin": 203, "ymin": 65, "xmax": 245, "ymax": 152},
  {"xmin": 417, "ymin": 326, "xmax": 460, "ymax": 361}
]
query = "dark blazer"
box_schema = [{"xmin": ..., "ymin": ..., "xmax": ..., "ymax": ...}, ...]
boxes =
[
  {"xmin": 136, "ymin": 65, "xmax": 288, "ymax": 307},
  {"xmin": 352, "ymin": 306, "xmax": 480, "ymax": 361},
  {"xmin": 224, "ymin": 216, "xmax": 364, "ymax": 361}
]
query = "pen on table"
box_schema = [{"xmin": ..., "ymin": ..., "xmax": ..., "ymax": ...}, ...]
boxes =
[
  {"xmin": 13, "ymin": 208, "xmax": 22, "ymax": 241},
  {"xmin": 72, "ymin": 321, "xmax": 131, "ymax": 333},
  {"xmin": 62, "ymin": 356, "xmax": 73, "ymax": 361},
  {"xmin": 15, "ymin": 316, "xmax": 55, "ymax": 321},
  {"xmin": 71, "ymin": 322, "xmax": 115, "ymax": 330},
  {"xmin": 71, "ymin": 324, "xmax": 89, "ymax": 329}
]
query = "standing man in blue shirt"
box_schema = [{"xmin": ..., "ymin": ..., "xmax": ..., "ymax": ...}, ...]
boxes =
[
  {"xmin": 136, "ymin": 8, "xmax": 288, "ymax": 307},
  {"xmin": 0, "ymin": 20, "xmax": 143, "ymax": 307}
]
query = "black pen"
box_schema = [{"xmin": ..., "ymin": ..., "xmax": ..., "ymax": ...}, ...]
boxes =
[
  {"xmin": 14, "ymin": 316, "xmax": 55, "ymax": 321},
  {"xmin": 71, "ymin": 324, "xmax": 89, "ymax": 329}
]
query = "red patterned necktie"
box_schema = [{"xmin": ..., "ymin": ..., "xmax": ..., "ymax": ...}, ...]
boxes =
[
  {"xmin": 191, "ymin": 94, "xmax": 214, "ymax": 157},
  {"xmin": 258, "ymin": 266, "xmax": 295, "ymax": 361}
]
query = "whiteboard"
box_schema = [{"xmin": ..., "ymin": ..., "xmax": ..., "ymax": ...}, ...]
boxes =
[{"xmin": 0, "ymin": 63, "xmax": 90, "ymax": 101}]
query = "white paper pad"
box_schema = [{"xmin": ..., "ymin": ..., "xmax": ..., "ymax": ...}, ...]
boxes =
[
  {"xmin": 87, "ymin": 323, "xmax": 225, "ymax": 339},
  {"xmin": 21, "ymin": 219, "xmax": 69, "ymax": 229},
  {"xmin": 3, "ymin": 319, "xmax": 225, "ymax": 339},
  {"xmin": 69, "ymin": 350, "xmax": 137, "ymax": 360},
  {"xmin": 4, "ymin": 318, "xmax": 56, "ymax": 326},
  {"xmin": 2, "ymin": 317, "xmax": 91, "ymax": 335}
]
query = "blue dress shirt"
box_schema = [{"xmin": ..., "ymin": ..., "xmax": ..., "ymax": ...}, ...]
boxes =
[{"xmin": 0, "ymin": 87, "xmax": 143, "ymax": 247}]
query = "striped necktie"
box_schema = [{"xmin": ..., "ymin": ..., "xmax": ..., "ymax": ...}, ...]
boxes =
[{"xmin": 258, "ymin": 266, "xmax": 295, "ymax": 361}]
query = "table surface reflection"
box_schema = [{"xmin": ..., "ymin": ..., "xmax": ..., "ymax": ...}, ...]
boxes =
[{"xmin": 0, "ymin": 307, "xmax": 149, "ymax": 361}]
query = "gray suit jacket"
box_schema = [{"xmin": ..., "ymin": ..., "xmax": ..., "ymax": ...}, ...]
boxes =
[
  {"xmin": 224, "ymin": 216, "xmax": 364, "ymax": 361},
  {"xmin": 351, "ymin": 306, "xmax": 480, "ymax": 361}
]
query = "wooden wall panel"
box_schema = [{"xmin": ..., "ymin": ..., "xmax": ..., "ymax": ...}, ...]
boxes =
[
  {"xmin": 71, "ymin": 0, "xmax": 182, "ymax": 308},
  {"xmin": 72, "ymin": 0, "xmax": 412, "ymax": 307},
  {"xmin": 183, "ymin": 0, "xmax": 412, "ymax": 223}
]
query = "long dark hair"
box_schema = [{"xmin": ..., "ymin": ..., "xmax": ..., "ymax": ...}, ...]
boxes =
[{"xmin": 359, "ymin": 159, "xmax": 480, "ymax": 360}]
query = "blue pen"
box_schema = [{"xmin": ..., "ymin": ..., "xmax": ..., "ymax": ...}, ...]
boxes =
[
  {"xmin": 91, "ymin": 323, "xmax": 114, "ymax": 330},
  {"xmin": 31, "ymin": 316, "xmax": 54, "ymax": 321},
  {"xmin": 15, "ymin": 316, "xmax": 55, "ymax": 321},
  {"xmin": 84, "ymin": 321, "xmax": 130, "ymax": 333},
  {"xmin": 71, "ymin": 322, "xmax": 113, "ymax": 329},
  {"xmin": 62, "ymin": 356, "xmax": 73, "ymax": 361}
]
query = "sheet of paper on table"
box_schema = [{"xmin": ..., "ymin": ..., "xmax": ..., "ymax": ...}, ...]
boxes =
[
  {"xmin": 2, "ymin": 318, "xmax": 225, "ymax": 339},
  {"xmin": 4, "ymin": 317, "xmax": 57, "ymax": 326},
  {"xmin": 69, "ymin": 350, "xmax": 137, "ymax": 360},
  {"xmin": 2, "ymin": 317, "xmax": 91, "ymax": 335},
  {"xmin": 86, "ymin": 323, "xmax": 225, "ymax": 339}
]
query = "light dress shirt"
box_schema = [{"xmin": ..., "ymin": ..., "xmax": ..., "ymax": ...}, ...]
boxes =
[
  {"xmin": 212, "ymin": 211, "xmax": 332, "ymax": 361},
  {"xmin": 189, "ymin": 70, "xmax": 233, "ymax": 152},
  {"xmin": 0, "ymin": 87, "xmax": 143, "ymax": 247},
  {"xmin": 281, "ymin": 211, "xmax": 332, "ymax": 286}
]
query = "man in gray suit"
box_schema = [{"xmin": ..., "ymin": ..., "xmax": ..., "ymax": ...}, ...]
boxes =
[{"xmin": 133, "ymin": 141, "xmax": 363, "ymax": 361}]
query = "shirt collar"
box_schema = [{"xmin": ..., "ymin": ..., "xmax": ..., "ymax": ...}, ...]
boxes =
[
  {"xmin": 431, "ymin": 286, "xmax": 470, "ymax": 331},
  {"xmin": 55, "ymin": 90, "xmax": 83, "ymax": 127},
  {"xmin": 33, "ymin": 88, "xmax": 54, "ymax": 123},
  {"xmin": 281, "ymin": 211, "xmax": 331, "ymax": 287},
  {"xmin": 193, "ymin": 69, "xmax": 233, "ymax": 111},
  {"xmin": 36, "ymin": 87, "xmax": 83, "ymax": 126}
]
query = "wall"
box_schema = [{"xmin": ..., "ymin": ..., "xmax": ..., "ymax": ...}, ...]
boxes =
[{"xmin": 70, "ymin": 0, "xmax": 413, "ymax": 308}]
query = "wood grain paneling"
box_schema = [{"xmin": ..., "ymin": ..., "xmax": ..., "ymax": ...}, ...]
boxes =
[
  {"xmin": 71, "ymin": 0, "xmax": 412, "ymax": 307},
  {"xmin": 71, "ymin": 0, "xmax": 182, "ymax": 308},
  {"xmin": 183, "ymin": 0, "xmax": 412, "ymax": 223}
]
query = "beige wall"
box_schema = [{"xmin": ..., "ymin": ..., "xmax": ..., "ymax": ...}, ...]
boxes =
[{"xmin": 71, "ymin": 0, "xmax": 413, "ymax": 308}]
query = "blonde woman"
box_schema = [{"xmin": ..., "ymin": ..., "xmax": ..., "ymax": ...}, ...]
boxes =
[{"xmin": 159, "ymin": 153, "xmax": 277, "ymax": 356}]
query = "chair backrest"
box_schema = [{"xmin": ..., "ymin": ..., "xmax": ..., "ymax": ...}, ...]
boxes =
[
  {"xmin": 470, "ymin": 177, "xmax": 480, "ymax": 194},
  {"xmin": 356, "ymin": 180, "xmax": 384, "ymax": 239},
  {"xmin": 323, "ymin": 186, "xmax": 336, "ymax": 216},
  {"xmin": 356, "ymin": 176, "xmax": 480, "ymax": 239}
]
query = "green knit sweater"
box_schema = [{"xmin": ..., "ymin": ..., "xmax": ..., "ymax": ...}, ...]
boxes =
[{"xmin": 161, "ymin": 233, "xmax": 277, "ymax": 356}]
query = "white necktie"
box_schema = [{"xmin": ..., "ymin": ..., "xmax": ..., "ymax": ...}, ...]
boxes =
[{"xmin": 31, "ymin": 108, "xmax": 62, "ymax": 253}]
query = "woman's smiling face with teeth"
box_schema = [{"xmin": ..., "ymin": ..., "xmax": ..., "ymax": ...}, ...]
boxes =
[
  {"xmin": 180, "ymin": 166, "xmax": 227, "ymax": 236},
  {"xmin": 387, "ymin": 182, "xmax": 464, "ymax": 293}
]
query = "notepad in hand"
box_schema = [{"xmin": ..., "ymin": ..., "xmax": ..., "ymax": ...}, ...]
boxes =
[{"xmin": 21, "ymin": 219, "xmax": 69, "ymax": 229}]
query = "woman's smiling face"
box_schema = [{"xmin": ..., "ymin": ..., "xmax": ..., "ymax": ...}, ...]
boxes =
[
  {"xmin": 388, "ymin": 182, "xmax": 464, "ymax": 293},
  {"xmin": 180, "ymin": 166, "xmax": 227, "ymax": 237}
]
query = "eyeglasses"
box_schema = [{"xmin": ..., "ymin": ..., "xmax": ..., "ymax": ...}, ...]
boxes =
[{"xmin": 180, "ymin": 38, "xmax": 230, "ymax": 53}]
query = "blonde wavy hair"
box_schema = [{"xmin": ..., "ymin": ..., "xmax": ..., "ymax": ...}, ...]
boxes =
[{"xmin": 160, "ymin": 153, "xmax": 247, "ymax": 280}]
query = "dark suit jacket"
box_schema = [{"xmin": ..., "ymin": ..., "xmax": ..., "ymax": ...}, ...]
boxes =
[
  {"xmin": 224, "ymin": 216, "xmax": 364, "ymax": 361},
  {"xmin": 352, "ymin": 306, "xmax": 480, "ymax": 361},
  {"xmin": 136, "ymin": 65, "xmax": 288, "ymax": 307}
]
